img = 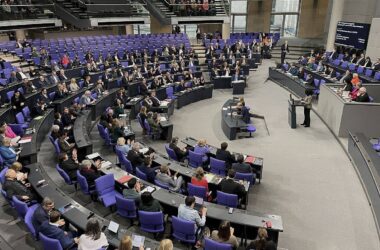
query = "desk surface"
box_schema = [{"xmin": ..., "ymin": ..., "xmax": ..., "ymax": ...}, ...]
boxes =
[
  {"xmin": 73, "ymin": 109, "xmax": 92, "ymax": 149},
  {"xmin": 26, "ymin": 163, "xmax": 168, "ymax": 248}
]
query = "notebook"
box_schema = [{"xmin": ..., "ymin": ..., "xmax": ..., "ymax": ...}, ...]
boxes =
[
  {"xmin": 244, "ymin": 156, "xmax": 256, "ymax": 164},
  {"xmin": 132, "ymin": 234, "xmax": 145, "ymax": 247},
  {"xmin": 108, "ymin": 221, "xmax": 119, "ymax": 234}
]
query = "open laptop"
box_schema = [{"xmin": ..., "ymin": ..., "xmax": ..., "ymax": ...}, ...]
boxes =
[{"xmin": 194, "ymin": 196, "xmax": 204, "ymax": 211}]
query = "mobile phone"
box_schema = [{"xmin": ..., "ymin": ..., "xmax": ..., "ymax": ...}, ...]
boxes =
[{"xmin": 228, "ymin": 207, "xmax": 234, "ymax": 214}]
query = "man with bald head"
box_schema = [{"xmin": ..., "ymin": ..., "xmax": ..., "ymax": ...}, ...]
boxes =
[{"xmin": 354, "ymin": 87, "xmax": 371, "ymax": 102}]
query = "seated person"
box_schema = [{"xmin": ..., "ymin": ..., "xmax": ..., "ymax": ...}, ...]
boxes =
[
  {"xmin": 32, "ymin": 197, "xmax": 62, "ymax": 233},
  {"xmin": 10, "ymin": 161, "xmax": 28, "ymax": 184},
  {"xmin": 349, "ymin": 83, "xmax": 362, "ymax": 100},
  {"xmin": 58, "ymin": 131, "xmax": 76, "ymax": 154},
  {"xmin": 155, "ymin": 165, "xmax": 183, "ymax": 192},
  {"xmin": 0, "ymin": 137, "xmax": 18, "ymax": 166},
  {"xmin": 150, "ymin": 91, "xmax": 161, "ymax": 107},
  {"xmin": 178, "ymin": 196, "xmax": 207, "ymax": 240},
  {"xmin": 215, "ymin": 142, "xmax": 236, "ymax": 170},
  {"xmin": 61, "ymin": 107, "xmax": 75, "ymax": 128},
  {"xmin": 138, "ymin": 157, "xmax": 159, "ymax": 183},
  {"xmin": 218, "ymin": 169, "xmax": 247, "ymax": 207},
  {"xmin": 110, "ymin": 119, "xmax": 124, "ymax": 143},
  {"xmin": 139, "ymin": 191, "xmax": 162, "ymax": 212},
  {"xmin": 127, "ymin": 142, "xmax": 146, "ymax": 172},
  {"xmin": 122, "ymin": 177, "xmax": 141, "ymax": 202},
  {"xmin": 80, "ymin": 159, "xmax": 101, "ymax": 187},
  {"xmin": 1, "ymin": 122, "xmax": 20, "ymax": 145},
  {"xmin": 147, "ymin": 112, "xmax": 163, "ymax": 136},
  {"xmin": 354, "ymin": 87, "xmax": 370, "ymax": 102},
  {"xmin": 113, "ymin": 98, "xmax": 125, "ymax": 118},
  {"xmin": 39, "ymin": 210, "xmax": 79, "ymax": 249},
  {"xmin": 232, "ymin": 154, "xmax": 252, "ymax": 173},
  {"xmin": 211, "ymin": 221, "xmax": 239, "ymax": 249},
  {"xmin": 246, "ymin": 227, "xmax": 277, "ymax": 250},
  {"xmin": 50, "ymin": 125, "xmax": 61, "ymax": 141},
  {"xmin": 194, "ymin": 139, "xmax": 210, "ymax": 165},
  {"xmin": 59, "ymin": 151, "xmax": 79, "ymax": 181},
  {"xmin": 191, "ymin": 167, "xmax": 210, "ymax": 199},
  {"xmin": 169, "ymin": 137, "xmax": 188, "ymax": 162},
  {"xmin": 287, "ymin": 64, "xmax": 298, "ymax": 76},
  {"xmin": 79, "ymin": 90, "xmax": 95, "ymax": 108},
  {"xmin": 78, "ymin": 218, "xmax": 108, "ymax": 250},
  {"xmin": 115, "ymin": 137, "xmax": 132, "ymax": 155},
  {"xmin": 3, "ymin": 169, "xmax": 36, "ymax": 202}
]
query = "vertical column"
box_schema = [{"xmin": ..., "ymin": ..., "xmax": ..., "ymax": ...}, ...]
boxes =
[
  {"xmin": 325, "ymin": 0, "xmax": 344, "ymax": 51},
  {"xmin": 125, "ymin": 24, "xmax": 134, "ymax": 35},
  {"xmin": 222, "ymin": 23, "xmax": 231, "ymax": 39},
  {"xmin": 150, "ymin": 16, "xmax": 172, "ymax": 34},
  {"xmin": 15, "ymin": 29, "xmax": 26, "ymax": 40}
]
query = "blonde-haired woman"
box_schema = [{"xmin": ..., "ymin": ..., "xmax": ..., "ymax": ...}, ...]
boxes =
[
  {"xmin": 118, "ymin": 235, "xmax": 144, "ymax": 250},
  {"xmin": 69, "ymin": 78, "xmax": 80, "ymax": 92},
  {"xmin": 159, "ymin": 239, "xmax": 173, "ymax": 250},
  {"xmin": 115, "ymin": 137, "xmax": 132, "ymax": 155}
]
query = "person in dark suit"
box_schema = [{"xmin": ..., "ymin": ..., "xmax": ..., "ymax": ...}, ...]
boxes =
[
  {"xmin": 38, "ymin": 75, "xmax": 51, "ymax": 86},
  {"xmin": 150, "ymin": 91, "xmax": 161, "ymax": 107},
  {"xmin": 232, "ymin": 154, "xmax": 252, "ymax": 173},
  {"xmin": 59, "ymin": 152, "xmax": 79, "ymax": 181},
  {"xmin": 32, "ymin": 197, "xmax": 62, "ymax": 233},
  {"xmin": 58, "ymin": 131, "xmax": 75, "ymax": 154},
  {"xmin": 329, "ymin": 49, "xmax": 339, "ymax": 60},
  {"xmin": 39, "ymin": 88, "xmax": 52, "ymax": 105},
  {"xmin": 240, "ymin": 102, "xmax": 251, "ymax": 124},
  {"xmin": 372, "ymin": 58, "xmax": 380, "ymax": 71},
  {"xmin": 354, "ymin": 87, "xmax": 370, "ymax": 102},
  {"xmin": 169, "ymin": 137, "xmax": 188, "ymax": 162},
  {"xmin": 49, "ymin": 70, "xmax": 60, "ymax": 85},
  {"xmin": 363, "ymin": 56, "xmax": 372, "ymax": 68},
  {"xmin": 216, "ymin": 142, "xmax": 235, "ymax": 170},
  {"xmin": 127, "ymin": 142, "xmax": 146, "ymax": 172},
  {"xmin": 58, "ymin": 69, "xmax": 68, "ymax": 81},
  {"xmin": 218, "ymin": 169, "xmax": 247, "ymax": 206},
  {"xmin": 356, "ymin": 53, "xmax": 365, "ymax": 66},
  {"xmin": 121, "ymin": 71, "xmax": 129, "ymax": 87},
  {"xmin": 3, "ymin": 169, "xmax": 36, "ymax": 201},
  {"xmin": 61, "ymin": 107, "xmax": 74, "ymax": 127},
  {"xmin": 11, "ymin": 90, "xmax": 26, "ymax": 113},
  {"xmin": 280, "ymin": 40, "xmax": 289, "ymax": 64},
  {"xmin": 32, "ymin": 100, "xmax": 46, "ymax": 117},
  {"xmin": 39, "ymin": 210, "xmax": 78, "ymax": 249},
  {"xmin": 139, "ymin": 79, "xmax": 149, "ymax": 96},
  {"xmin": 80, "ymin": 159, "xmax": 101, "ymax": 186},
  {"xmin": 137, "ymin": 157, "xmax": 159, "ymax": 183}
]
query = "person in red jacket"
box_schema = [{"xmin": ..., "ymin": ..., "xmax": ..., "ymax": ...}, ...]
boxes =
[{"xmin": 191, "ymin": 167, "xmax": 211, "ymax": 200}]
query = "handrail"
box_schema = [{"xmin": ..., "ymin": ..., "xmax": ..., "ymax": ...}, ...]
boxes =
[
  {"xmin": 76, "ymin": 0, "xmax": 147, "ymax": 6},
  {"xmin": 162, "ymin": 0, "xmax": 229, "ymax": 6}
]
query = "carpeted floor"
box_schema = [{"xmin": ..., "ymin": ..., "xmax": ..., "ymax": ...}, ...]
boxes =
[{"xmin": 0, "ymin": 59, "xmax": 379, "ymax": 250}]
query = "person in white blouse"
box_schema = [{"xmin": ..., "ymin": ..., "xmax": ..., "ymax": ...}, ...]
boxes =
[
  {"xmin": 69, "ymin": 78, "xmax": 80, "ymax": 92},
  {"xmin": 78, "ymin": 219, "xmax": 108, "ymax": 250}
]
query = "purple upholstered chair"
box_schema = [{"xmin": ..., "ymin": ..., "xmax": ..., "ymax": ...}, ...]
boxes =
[
  {"xmin": 210, "ymin": 157, "xmax": 226, "ymax": 175},
  {"xmin": 188, "ymin": 183, "xmax": 207, "ymax": 200},
  {"xmin": 204, "ymin": 238, "xmax": 232, "ymax": 250},
  {"xmin": 39, "ymin": 232, "xmax": 63, "ymax": 250},
  {"xmin": 56, "ymin": 164, "xmax": 77, "ymax": 190},
  {"xmin": 165, "ymin": 144, "xmax": 178, "ymax": 161},
  {"xmin": 188, "ymin": 151, "xmax": 203, "ymax": 168},
  {"xmin": 115, "ymin": 148, "xmax": 134, "ymax": 173},
  {"xmin": 138, "ymin": 211, "xmax": 164, "ymax": 234},
  {"xmin": 115, "ymin": 196, "xmax": 137, "ymax": 226},
  {"xmin": 24, "ymin": 204, "xmax": 39, "ymax": 239},
  {"xmin": 235, "ymin": 172, "xmax": 256, "ymax": 186},
  {"xmin": 216, "ymin": 191, "xmax": 238, "ymax": 208},
  {"xmin": 171, "ymin": 216, "xmax": 197, "ymax": 244},
  {"xmin": 95, "ymin": 174, "xmax": 122, "ymax": 208}
]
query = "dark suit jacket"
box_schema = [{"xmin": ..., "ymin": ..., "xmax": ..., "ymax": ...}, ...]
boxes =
[
  {"xmin": 32, "ymin": 205, "xmax": 49, "ymax": 232},
  {"xmin": 61, "ymin": 114, "xmax": 72, "ymax": 127},
  {"xmin": 281, "ymin": 44, "xmax": 289, "ymax": 54},
  {"xmin": 232, "ymin": 162, "xmax": 252, "ymax": 173},
  {"xmin": 150, "ymin": 96, "xmax": 160, "ymax": 107},
  {"xmin": 39, "ymin": 221, "xmax": 74, "ymax": 249},
  {"xmin": 60, "ymin": 159, "xmax": 79, "ymax": 180},
  {"xmin": 3, "ymin": 179, "xmax": 35, "ymax": 200},
  {"xmin": 215, "ymin": 149, "xmax": 235, "ymax": 168},
  {"xmin": 127, "ymin": 149, "xmax": 145, "ymax": 169},
  {"xmin": 169, "ymin": 143, "xmax": 187, "ymax": 161},
  {"xmin": 138, "ymin": 165, "xmax": 158, "ymax": 183},
  {"xmin": 80, "ymin": 168, "xmax": 100, "ymax": 186},
  {"xmin": 241, "ymin": 106, "xmax": 251, "ymax": 124},
  {"xmin": 355, "ymin": 93, "xmax": 370, "ymax": 102},
  {"xmin": 219, "ymin": 178, "xmax": 246, "ymax": 199}
]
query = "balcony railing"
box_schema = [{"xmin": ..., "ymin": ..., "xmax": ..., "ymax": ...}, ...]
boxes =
[
  {"xmin": 161, "ymin": 0, "xmax": 229, "ymax": 17},
  {"xmin": 0, "ymin": 3, "xmax": 56, "ymax": 21}
]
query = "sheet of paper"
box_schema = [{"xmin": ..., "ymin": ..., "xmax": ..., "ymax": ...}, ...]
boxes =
[
  {"xmin": 19, "ymin": 138, "xmax": 32, "ymax": 144},
  {"xmin": 87, "ymin": 152, "xmax": 100, "ymax": 159}
]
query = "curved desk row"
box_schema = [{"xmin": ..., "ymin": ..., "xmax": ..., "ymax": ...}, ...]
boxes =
[
  {"xmin": 18, "ymin": 109, "xmax": 55, "ymax": 165},
  {"xmin": 268, "ymin": 67, "xmax": 315, "ymax": 98},
  {"xmin": 26, "ymin": 163, "xmax": 165, "ymax": 249},
  {"xmin": 73, "ymin": 110, "xmax": 93, "ymax": 161},
  {"xmin": 181, "ymin": 137, "xmax": 264, "ymax": 182},
  {"xmin": 175, "ymin": 84, "xmax": 213, "ymax": 109},
  {"xmin": 221, "ymin": 99, "xmax": 249, "ymax": 140},
  {"xmin": 89, "ymin": 153, "xmax": 283, "ymax": 244},
  {"xmin": 348, "ymin": 132, "xmax": 380, "ymax": 237}
]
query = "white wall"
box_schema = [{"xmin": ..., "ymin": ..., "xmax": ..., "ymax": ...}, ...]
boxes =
[{"xmin": 366, "ymin": 18, "xmax": 380, "ymax": 58}]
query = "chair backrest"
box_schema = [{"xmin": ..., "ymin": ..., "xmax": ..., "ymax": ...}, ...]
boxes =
[
  {"xmin": 235, "ymin": 172, "xmax": 255, "ymax": 186},
  {"xmin": 165, "ymin": 144, "xmax": 178, "ymax": 161},
  {"xmin": 6, "ymin": 90, "xmax": 14, "ymax": 102},
  {"xmin": 97, "ymin": 123, "xmax": 106, "ymax": 140},
  {"xmin": 136, "ymin": 113, "xmax": 145, "ymax": 129},
  {"xmin": 204, "ymin": 238, "xmax": 232, "ymax": 250},
  {"xmin": 95, "ymin": 174, "xmax": 115, "ymax": 197},
  {"xmin": 16, "ymin": 112, "xmax": 25, "ymax": 124},
  {"xmin": 210, "ymin": 157, "xmax": 226, "ymax": 175},
  {"xmin": 53, "ymin": 138, "xmax": 61, "ymax": 155},
  {"xmin": 25, "ymin": 204, "xmax": 39, "ymax": 239},
  {"xmin": 138, "ymin": 211, "xmax": 164, "ymax": 233},
  {"xmin": 216, "ymin": 191, "xmax": 238, "ymax": 208},
  {"xmin": 189, "ymin": 180, "xmax": 208, "ymax": 197},
  {"xmin": 22, "ymin": 107, "xmax": 31, "ymax": 120},
  {"xmin": 48, "ymin": 134, "xmax": 55, "ymax": 145},
  {"xmin": 12, "ymin": 196, "xmax": 29, "ymax": 220},
  {"xmin": 0, "ymin": 167, "xmax": 8, "ymax": 185},
  {"xmin": 365, "ymin": 68, "xmax": 373, "ymax": 77},
  {"xmin": 154, "ymin": 178, "xmax": 170, "ymax": 189},
  {"xmin": 374, "ymin": 71, "xmax": 380, "ymax": 81},
  {"xmin": 136, "ymin": 168, "xmax": 148, "ymax": 181},
  {"xmin": 166, "ymin": 86, "xmax": 174, "ymax": 98},
  {"xmin": 39, "ymin": 232, "xmax": 63, "ymax": 250},
  {"xmin": 76, "ymin": 170, "xmax": 90, "ymax": 195},
  {"xmin": 56, "ymin": 164, "xmax": 72, "ymax": 185},
  {"xmin": 48, "ymin": 91, "xmax": 56, "ymax": 100},
  {"xmin": 171, "ymin": 216, "xmax": 196, "ymax": 243},
  {"xmin": 188, "ymin": 150, "xmax": 203, "ymax": 168},
  {"xmin": 115, "ymin": 196, "xmax": 137, "ymax": 218},
  {"xmin": 116, "ymin": 150, "xmax": 134, "ymax": 173}
]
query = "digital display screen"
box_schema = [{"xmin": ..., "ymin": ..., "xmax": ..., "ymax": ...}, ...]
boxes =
[{"xmin": 335, "ymin": 21, "xmax": 371, "ymax": 50}]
